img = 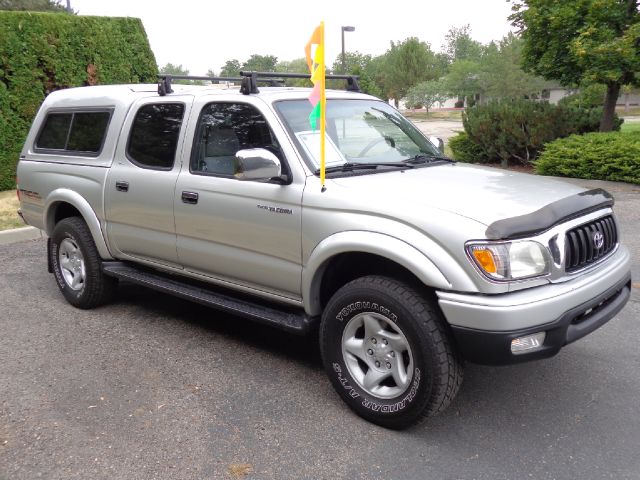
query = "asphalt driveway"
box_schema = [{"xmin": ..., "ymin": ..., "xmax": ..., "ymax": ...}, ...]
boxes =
[{"xmin": 1, "ymin": 177, "xmax": 638, "ymax": 480}]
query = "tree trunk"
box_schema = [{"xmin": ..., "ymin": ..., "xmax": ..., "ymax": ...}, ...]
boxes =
[{"xmin": 600, "ymin": 82, "xmax": 621, "ymax": 132}]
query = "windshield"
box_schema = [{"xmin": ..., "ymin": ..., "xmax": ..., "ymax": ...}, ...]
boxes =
[{"xmin": 274, "ymin": 99, "xmax": 441, "ymax": 171}]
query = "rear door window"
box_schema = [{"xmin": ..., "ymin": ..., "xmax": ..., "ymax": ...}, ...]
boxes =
[{"xmin": 127, "ymin": 103, "xmax": 185, "ymax": 170}]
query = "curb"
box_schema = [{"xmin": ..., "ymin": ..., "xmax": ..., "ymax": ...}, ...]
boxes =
[{"xmin": 0, "ymin": 226, "xmax": 45, "ymax": 245}]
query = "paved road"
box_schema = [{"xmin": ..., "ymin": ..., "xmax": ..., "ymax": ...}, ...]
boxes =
[
  {"xmin": 412, "ymin": 119, "xmax": 463, "ymax": 144},
  {"xmin": 1, "ymin": 178, "xmax": 639, "ymax": 480}
]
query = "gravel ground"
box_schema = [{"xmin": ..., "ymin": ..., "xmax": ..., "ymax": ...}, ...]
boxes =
[{"xmin": 1, "ymin": 178, "xmax": 638, "ymax": 480}]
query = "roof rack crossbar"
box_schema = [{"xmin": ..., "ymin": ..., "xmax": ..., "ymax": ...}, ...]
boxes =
[
  {"xmin": 157, "ymin": 71, "xmax": 361, "ymax": 96},
  {"xmin": 238, "ymin": 71, "xmax": 361, "ymax": 95},
  {"xmin": 157, "ymin": 74, "xmax": 244, "ymax": 96}
]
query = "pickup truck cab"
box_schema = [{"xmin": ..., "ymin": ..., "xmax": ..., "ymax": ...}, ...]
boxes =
[{"xmin": 17, "ymin": 74, "xmax": 632, "ymax": 428}]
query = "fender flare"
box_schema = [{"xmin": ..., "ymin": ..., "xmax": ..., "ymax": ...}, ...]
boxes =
[
  {"xmin": 302, "ymin": 231, "xmax": 451, "ymax": 316},
  {"xmin": 44, "ymin": 188, "xmax": 113, "ymax": 260}
]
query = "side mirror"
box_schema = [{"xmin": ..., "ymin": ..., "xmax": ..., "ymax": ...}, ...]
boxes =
[
  {"xmin": 234, "ymin": 148, "xmax": 282, "ymax": 181},
  {"xmin": 429, "ymin": 136, "xmax": 444, "ymax": 153}
]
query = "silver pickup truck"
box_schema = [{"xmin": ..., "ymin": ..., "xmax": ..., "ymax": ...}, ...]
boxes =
[{"xmin": 17, "ymin": 73, "xmax": 631, "ymax": 429}]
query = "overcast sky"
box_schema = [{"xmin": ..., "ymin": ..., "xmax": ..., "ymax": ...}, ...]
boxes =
[{"xmin": 68, "ymin": 0, "xmax": 516, "ymax": 76}]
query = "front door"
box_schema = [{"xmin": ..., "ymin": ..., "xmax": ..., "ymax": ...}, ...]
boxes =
[
  {"xmin": 106, "ymin": 96, "xmax": 192, "ymax": 266},
  {"xmin": 174, "ymin": 98, "xmax": 304, "ymax": 299}
]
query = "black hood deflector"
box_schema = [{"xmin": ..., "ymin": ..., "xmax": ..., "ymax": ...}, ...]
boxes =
[{"xmin": 485, "ymin": 188, "xmax": 614, "ymax": 240}]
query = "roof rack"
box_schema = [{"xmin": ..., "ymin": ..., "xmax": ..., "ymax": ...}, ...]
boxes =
[
  {"xmin": 239, "ymin": 71, "xmax": 360, "ymax": 95},
  {"xmin": 157, "ymin": 74, "xmax": 246, "ymax": 96},
  {"xmin": 157, "ymin": 71, "xmax": 361, "ymax": 96}
]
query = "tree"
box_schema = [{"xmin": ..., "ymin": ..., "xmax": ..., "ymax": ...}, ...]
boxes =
[
  {"xmin": 0, "ymin": 0, "xmax": 72, "ymax": 12},
  {"xmin": 382, "ymin": 37, "xmax": 440, "ymax": 104},
  {"xmin": 159, "ymin": 63, "xmax": 202, "ymax": 85},
  {"xmin": 478, "ymin": 34, "xmax": 550, "ymax": 100},
  {"xmin": 276, "ymin": 57, "xmax": 309, "ymax": 86},
  {"xmin": 442, "ymin": 25, "xmax": 483, "ymax": 62},
  {"xmin": 242, "ymin": 54, "xmax": 278, "ymax": 72},
  {"xmin": 330, "ymin": 51, "xmax": 382, "ymax": 97},
  {"xmin": 443, "ymin": 59, "xmax": 482, "ymax": 101},
  {"xmin": 363, "ymin": 54, "xmax": 391, "ymax": 100},
  {"xmin": 405, "ymin": 80, "xmax": 448, "ymax": 112},
  {"xmin": 511, "ymin": 0, "xmax": 640, "ymax": 131},
  {"xmin": 219, "ymin": 59, "xmax": 241, "ymax": 77}
]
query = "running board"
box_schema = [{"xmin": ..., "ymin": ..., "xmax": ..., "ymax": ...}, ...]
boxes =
[{"xmin": 102, "ymin": 262, "xmax": 316, "ymax": 335}]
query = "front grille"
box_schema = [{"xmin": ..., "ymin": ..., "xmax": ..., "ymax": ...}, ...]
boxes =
[{"xmin": 565, "ymin": 215, "xmax": 617, "ymax": 272}]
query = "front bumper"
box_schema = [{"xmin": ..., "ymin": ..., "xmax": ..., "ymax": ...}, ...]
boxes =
[{"xmin": 437, "ymin": 246, "xmax": 632, "ymax": 365}]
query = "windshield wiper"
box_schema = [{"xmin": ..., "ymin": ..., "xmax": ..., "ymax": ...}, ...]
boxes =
[
  {"xmin": 403, "ymin": 154, "xmax": 455, "ymax": 165},
  {"xmin": 315, "ymin": 162, "xmax": 414, "ymax": 175}
]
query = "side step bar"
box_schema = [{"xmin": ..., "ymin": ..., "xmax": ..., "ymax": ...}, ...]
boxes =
[{"xmin": 102, "ymin": 262, "xmax": 316, "ymax": 335}]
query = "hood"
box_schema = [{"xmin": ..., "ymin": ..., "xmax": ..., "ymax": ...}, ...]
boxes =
[{"xmin": 329, "ymin": 163, "xmax": 586, "ymax": 226}]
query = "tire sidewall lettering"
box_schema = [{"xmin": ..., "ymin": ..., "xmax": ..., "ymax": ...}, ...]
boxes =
[
  {"xmin": 335, "ymin": 301, "xmax": 398, "ymax": 323},
  {"xmin": 361, "ymin": 368, "xmax": 421, "ymax": 413}
]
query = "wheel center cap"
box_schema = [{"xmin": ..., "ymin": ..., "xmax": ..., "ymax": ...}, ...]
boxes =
[{"xmin": 366, "ymin": 338, "xmax": 394, "ymax": 371}]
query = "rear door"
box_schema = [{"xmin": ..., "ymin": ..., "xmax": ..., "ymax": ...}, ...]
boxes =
[{"xmin": 105, "ymin": 96, "xmax": 193, "ymax": 266}]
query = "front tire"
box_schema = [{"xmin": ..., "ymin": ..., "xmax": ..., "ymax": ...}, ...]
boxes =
[
  {"xmin": 320, "ymin": 276, "xmax": 463, "ymax": 429},
  {"xmin": 50, "ymin": 217, "xmax": 116, "ymax": 309}
]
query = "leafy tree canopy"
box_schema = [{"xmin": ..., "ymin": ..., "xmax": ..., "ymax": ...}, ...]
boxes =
[
  {"xmin": 479, "ymin": 33, "xmax": 551, "ymax": 99},
  {"xmin": 242, "ymin": 54, "xmax": 278, "ymax": 72},
  {"xmin": 330, "ymin": 51, "xmax": 382, "ymax": 97},
  {"xmin": 443, "ymin": 59, "xmax": 482, "ymax": 99},
  {"xmin": 405, "ymin": 79, "xmax": 448, "ymax": 111},
  {"xmin": 442, "ymin": 24, "xmax": 483, "ymax": 62},
  {"xmin": 382, "ymin": 37, "xmax": 441, "ymax": 102},
  {"xmin": 159, "ymin": 63, "xmax": 203, "ymax": 85},
  {"xmin": 276, "ymin": 57, "xmax": 309, "ymax": 87},
  {"xmin": 511, "ymin": 0, "xmax": 640, "ymax": 130},
  {"xmin": 219, "ymin": 59, "xmax": 241, "ymax": 77}
]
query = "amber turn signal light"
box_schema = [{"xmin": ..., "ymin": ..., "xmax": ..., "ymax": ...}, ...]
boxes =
[{"xmin": 472, "ymin": 248, "xmax": 497, "ymax": 274}]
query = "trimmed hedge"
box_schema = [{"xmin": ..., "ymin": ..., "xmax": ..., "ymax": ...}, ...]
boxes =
[
  {"xmin": 535, "ymin": 132, "xmax": 640, "ymax": 184},
  {"xmin": 462, "ymin": 100, "xmax": 621, "ymax": 167},
  {"xmin": 0, "ymin": 11, "xmax": 158, "ymax": 190}
]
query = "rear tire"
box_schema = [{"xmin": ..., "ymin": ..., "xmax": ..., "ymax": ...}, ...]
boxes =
[
  {"xmin": 49, "ymin": 217, "xmax": 116, "ymax": 309},
  {"xmin": 320, "ymin": 275, "xmax": 463, "ymax": 429}
]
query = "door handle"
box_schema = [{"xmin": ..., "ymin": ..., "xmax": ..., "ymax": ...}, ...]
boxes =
[
  {"xmin": 115, "ymin": 181, "xmax": 129, "ymax": 192},
  {"xmin": 181, "ymin": 191, "xmax": 199, "ymax": 204}
]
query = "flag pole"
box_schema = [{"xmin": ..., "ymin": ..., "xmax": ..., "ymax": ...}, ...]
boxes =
[
  {"xmin": 319, "ymin": 21, "xmax": 326, "ymax": 192},
  {"xmin": 305, "ymin": 21, "xmax": 327, "ymax": 192}
]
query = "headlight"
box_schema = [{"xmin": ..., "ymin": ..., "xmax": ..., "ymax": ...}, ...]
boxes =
[{"xmin": 466, "ymin": 240, "xmax": 550, "ymax": 281}]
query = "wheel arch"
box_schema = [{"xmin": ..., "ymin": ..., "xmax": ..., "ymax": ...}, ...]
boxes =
[
  {"xmin": 302, "ymin": 231, "xmax": 452, "ymax": 316},
  {"xmin": 44, "ymin": 189, "xmax": 113, "ymax": 260}
]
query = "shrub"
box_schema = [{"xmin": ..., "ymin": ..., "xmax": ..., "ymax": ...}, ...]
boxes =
[
  {"xmin": 0, "ymin": 11, "xmax": 158, "ymax": 190},
  {"xmin": 462, "ymin": 100, "xmax": 620, "ymax": 167},
  {"xmin": 558, "ymin": 84, "xmax": 606, "ymax": 109},
  {"xmin": 564, "ymin": 105, "xmax": 623, "ymax": 134},
  {"xmin": 448, "ymin": 132, "xmax": 487, "ymax": 163},
  {"xmin": 535, "ymin": 131, "xmax": 640, "ymax": 184}
]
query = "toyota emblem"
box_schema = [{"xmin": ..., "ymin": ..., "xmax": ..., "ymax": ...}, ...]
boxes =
[{"xmin": 593, "ymin": 231, "xmax": 604, "ymax": 249}]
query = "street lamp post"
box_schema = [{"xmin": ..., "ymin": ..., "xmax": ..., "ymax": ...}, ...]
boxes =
[{"xmin": 341, "ymin": 26, "xmax": 355, "ymax": 73}]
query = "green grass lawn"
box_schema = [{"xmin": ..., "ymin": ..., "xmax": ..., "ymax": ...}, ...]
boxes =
[
  {"xmin": 0, "ymin": 190, "xmax": 23, "ymax": 231},
  {"xmin": 621, "ymin": 121, "xmax": 640, "ymax": 133}
]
